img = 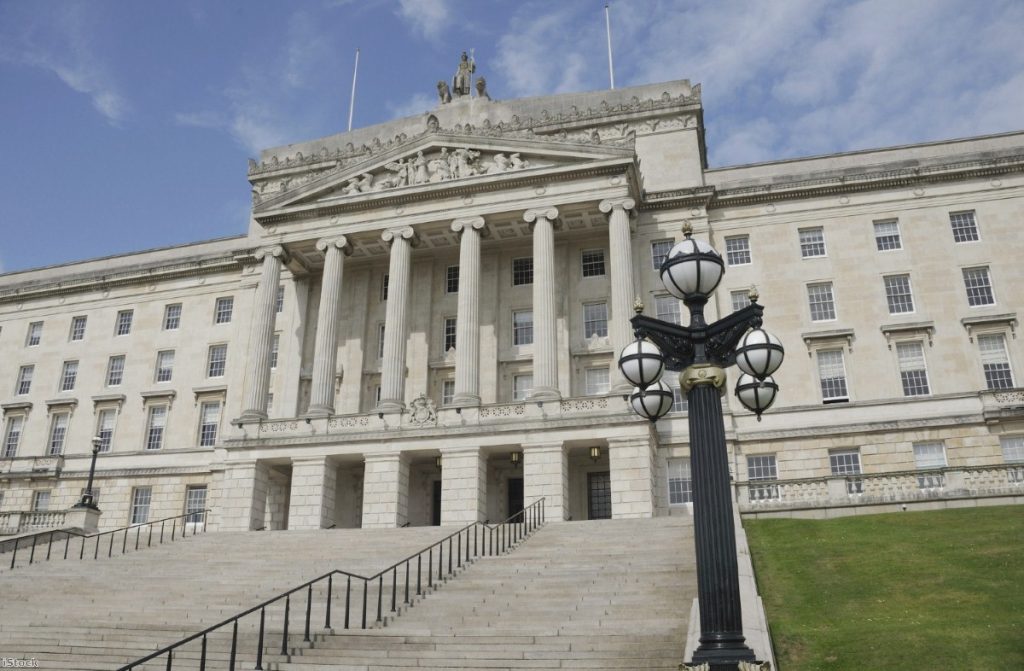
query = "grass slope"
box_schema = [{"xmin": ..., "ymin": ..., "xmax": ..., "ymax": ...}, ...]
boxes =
[{"xmin": 744, "ymin": 505, "xmax": 1024, "ymax": 670}]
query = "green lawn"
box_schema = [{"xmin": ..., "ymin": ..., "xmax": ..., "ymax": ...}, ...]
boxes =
[{"xmin": 744, "ymin": 505, "xmax": 1024, "ymax": 671}]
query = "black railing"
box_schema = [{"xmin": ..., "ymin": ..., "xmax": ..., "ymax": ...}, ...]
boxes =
[
  {"xmin": 0, "ymin": 510, "xmax": 210, "ymax": 571},
  {"xmin": 118, "ymin": 498, "xmax": 545, "ymax": 671}
]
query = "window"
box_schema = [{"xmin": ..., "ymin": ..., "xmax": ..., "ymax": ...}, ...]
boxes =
[
  {"xmin": 185, "ymin": 486, "xmax": 207, "ymax": 525},
  {"xmin": 96, "ymin": 409, "xmax": 116, "ymax": 453},
  {"xmin": 130, "ymin": 487, "xmax": 152, "ymax": 524},
  {"xmin": 198, "ymin": 401, "xmax": 221, "ymax": 447},
  {"xmin": 896, "ymin": 342, "xmax": 930, "ymax": 396},
  {"xmin": 655, "ymin": 296, "xmax": 681, "ymax": 324},
  {"xmin": 106, "ymin": 355, "xmax": 125, "ymax": 387},
  {"xmin": 807, "ymin": 282, "xmax": 836, "ymax": 321},
  {"xmin": 884, "ymin": 274, "xmax": 915, "ymax": 314},
  {"xmin": 381, "ymin": 274, "xmax": 389, "ymax": 301},
  {"xmin": 269, "ymin": 334, "xmax": 280, "ymax": 369},
  {"xmin": 817, "ymin": 349, "xmax": 849, "ymax": 402},
  {"xmin": 60, "ymin": 360, "xmax": 78, "ymax": 392},
  {"xmin": 207, "ymin": 344, "xmax": 227, "ymax": 378},
  {"xmin": 873, "ymin": 219, "xmax": 902, "ymax": 251},
  {"xmin": 16, "ymin": 365, "xmax": 34, "ymax": 395},
  {"xmin": 667, "ymin": 458, "xmax": 692, "ymax": 505},
  {"xmin": 155, "ymin": 350, "xmax": 174, "ymax": 383},
  {"xmin": 3, "ymin": 416, "xmax": 24, "ymax": 458},
  {"xmin": 446, "ymin": 265, "xmax": 459, "ymax": 294},
  {"xmin": 441, "ymin": 379, "xmax": 455, "ymax": 406},
  {"xmin": 513, "ymin": 374, "xmax": 533, "ymax": 401},
  {"xmin": 214, "ymin": 296, "xmax": 234, "ymax": 324},
  {"xmin": 377, "ymin": 323, "xmax": 386, "ymax": 358},
  {"xmin": 913, "ymin": 442, "xmax": 946, "ymax": 489},
  {"xmin": 443, "ymin": 317, "xmax": 457, "ymax": 352},
  {"xmin": 651, "ymin": 239, "xmax": 673, "ymax": 270},
  {"xmin": 799, "ymin": 227, "xmax": 826, "ymax": 258},
  {"xmin": 583, "ymin": 302, "xmax": 609, "ymax": 338},
  {"xmin": 829, "ymin": 450, "xmax": 863, "ymax": 494},
  {"xmin": 25, "ymin": 321, "xmax": 42, "ymax": 347},
  {"xmin": 725, "ymin": 236, "xmax": 751, "ymax": 265},
  {"xmin": 671, "ymin": 385, "xmax": 688, "ymax": 414},
  {"xmin": 978, "ymin": 333, "xmax": 1014, "ymax": 389},
  {"xmin": 33, "ymin": 491, "xmax": 51, "ymax": 512},
  {"xmin": 585, "ymin": 367, "xmax": 610, "ymax": 395},
  {"xmin": 266, "ymin": 392, "xmax": 274, "ymax": 413},
  {"xmin": 950, "ymin": 210, "xmax": 979, "ymax": 242},
  {"xmin": 513, "ymin": 310, "xmax": 534, "ymax": 346},
  {"xmin": 145, "ymin": 406, "xmax": 167, "ymax": 450},
  {"xmin": 276, "ymin": 285, "xmax": 285, "ymax": 313},
  {"xmin": 963, "ymin": 267, "xmax": 995, "ymax": 306},
  {"xmin": 48, "ymin": 412, "xmax": 69, "ymax": 455},
  {"xmin": 581, "ymin": 249, "xmax": 606, "ymax": 277},
  {"xmin": 1002, "ymin": 436, "xmax": 1024, "ymax": 463},
  {"xmin": 115, "ymin": 309, "xmax": 134, "ymax": 336},
  {"xmin": 747, "ymin": 455, "xmax": 779, "ymax": 501},
  {"xmin": 512, "ymin": 257, "xmax": 533, "ymax": 286},
  {"xmin": 730, "ymin": 290, "xmax": 751, "ymax": 313},
  {"xmin": 69, "ymin": 316, "xmax": 87, "ymax": 341},
  {"xmin": 163, "ymin": 304, "xmax": 181, "ymax": 330}
]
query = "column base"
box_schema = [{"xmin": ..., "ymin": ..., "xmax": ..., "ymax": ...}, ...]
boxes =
[
  {"xmin": 376, "ymin": 399, "xmax": 405, "ymax": 414},
  {"xmin": 305, "ymin": 405, "xmax": 334, "ymax": 419},
  {"xmin": 451, "ymin": 393, "xmax": 481, "ymax": 408},
  {"xmin": 527, "ymin": 387, "xmax": 561, "ymax": 402}
]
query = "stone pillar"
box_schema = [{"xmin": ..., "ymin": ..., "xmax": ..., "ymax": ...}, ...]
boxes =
[
  {"xmin": 523, "ymin": 441, "xmax": 569, "ymax": 521},
  {"xmin": 608, "ymin": 435, "xmax": 656, "ymax": 519},
  {"xmin": 287, "ymin": 456, "xmax": 337, "ymax": 530},
  {"xmin": 524, "ymin": 207, "xmax": 560, "ymax": 401},
  {"xmin": 308, "ymin": 236, "xmax": 351, "ymax": 417},
  {"xmin": 599, "ymin": 197, "xmax": 638, "ymax": 394},
  {"xmin": 451, "ymin": 216, "xmax": 487, "ymax": 407},
  {"xmin": 241, "ymin": 246, "xmax": 288, "ymax": 420},
  {"xmin": 216, "ymin": 461, "xmax": 269, "ymax": 531},
  {"xmin": 440, "ymin": 447, "xmax": 487, "ymax": 524},
  {"xmin": 378, "ymin": 227, "xmax": 418, "ymax": 414},
  {"xmin": 362, "ymin": 452, "xmax": 411, "ymax": 528}
]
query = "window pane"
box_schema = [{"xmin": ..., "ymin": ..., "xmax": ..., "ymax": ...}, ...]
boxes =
[
  {"xmin": 214, "ymin": 297, "xmax": 234, "ymax": 324},
  {"xmin": 963, "ymin": 267, "xmax": 994, "ymax": 306},
  {"xmin": 725, "ymin": 236, "xmax": 751, "ymax": 265},
  {"xmin": 799, "ymin": 228, "xmax": 826, "ymax": 258},
  {"xmin": 884, "ymin": 275, "xmax": 914, "ymax": 314},
  {"xmin": 446, "ymin": 265, "xmax": 459, "ymax": 293},
  {"xmin": 1002, "ymin": 436, "xmax": 1024, "ymax": 463},
  {"xmin": 156, "ymin": 350, "xmax": 174, "ymax": 383},
  {"xmin": 131, "ymin": 487, "xmax": 152, "ymax": 524},
  {"xmin": 26, "ymin": 322, "xmax": 42, "ymax": 346},
  {"xmin": 512, "ymin": 258, "xmax": 533, "ymax": 286},
  {"xmin": 16, "ymin": 365, "xmax": 34, "ymax": 395},
  {"xmin": 61, "ymin": 360, "xmax": 78, "ymax": 392},
  {"xmin": 207, "ymin": 344, "xmax": 227, "ymax": 377},
  {"xmin": 97, "ymin": 409, "xmax": 116, "ymax": 452},
  {"xmin": 443, "ymin": 317, "xmax": 457, "ymax": 351},
  {"xmin": 441, "ymin": 380, "xmax": 455, "ymax": 405},
  {"xmin": 106, "ymin": 356, "xmax": 125, "ymax": 386},
  {"xmin": 585, "ymin": 367, "xmax": 610, "ymax": 395},
  {"xmin": 513, "ymin": 310, "xmax": 534, "ymax": 345},
  {"xmin": 146, "ymin": 406, "xmax": 167, "ymax": 450},
  {"xmin": 730, "ymin": 290, "xmax": 751, "ymax": 313},
  {"xmin": 163, "ymin": 304, "xmax": 181, "ymax": 330},
  {"xmin": 807, "ymin": 282, "xmax": 836, "ymax": 321},
  {"xmin": 49, "ymin": 413, "xmax": 69, "ymax": 455},
  {"xmin": 655, "ymin": 296, "xmax": 681, "ymax": 324},
  {"xmin": 747, "ymin": 455, "xmax": 779, "ymax": 501},
  {"xmin": 116, "ymin": 310, "xmax": 133, "ymax": 336},
  {"xmin": 3, "ymin": 416, "xmax": 24, "ymax": 458},
  {"xmin": 583, "ymin": 302, "xmax": 608, "ymax": 338},
  {"xmin": 513, "ymin": 374, "xmax": 533, "ymax": 401},
  {"xmin": 896, "ymin": 341, "xmax": 930, "ymax": 396},
  {"xmin": 651, "ymin": 240, "xmax": 673, "ymax": 270},
  {"xmin": 199, "ymin": 401, "xmax": 221, "ymax": 447},
  {"xmin": 818, "ymin": 350, "xmax": 848, "ymax": 401},
  {"xmin": 185, "ymin": 486, "xmax": 207, "ymax": 524},
  {"xmin": 581, "ymin": 249, "xmax": 606, "ymax": 277},
  {"xmin": 70, "ymin": 316, "xmax": 87, "ymax": 341},
  {"xmin": 873, "ymin": 220, "xmax": 902, "ymax": 251},
  {"xmin": 950, "ymin": 211, "xmax": 979, "ymax": 243},
  {"xmin": 978, "ymin": 334, "xmax": 1014, "ymax": 389},
  {"xmin": 668, "ymin": 458, "xmax": 692, "ymax": 504}
]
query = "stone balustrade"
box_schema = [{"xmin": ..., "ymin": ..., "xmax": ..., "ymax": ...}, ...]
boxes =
[
  {"xmin": 736, "ymin": 463, "xmax": 1024, "ymax": 517},
  {"xmin": 0, "ymin": 509, "xmax": 68, "ymax": 535}
]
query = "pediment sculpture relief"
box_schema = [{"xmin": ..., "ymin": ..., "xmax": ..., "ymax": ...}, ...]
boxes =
[{"xmin": 337, "ymin": 146, "xmax": 536, "ymax": 196}]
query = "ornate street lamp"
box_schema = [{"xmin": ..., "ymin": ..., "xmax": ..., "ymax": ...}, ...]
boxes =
[
  {"xmin": 73, "ymin": 436, "xmax": 103, "ymax": 510},
  {"xmin": 618, "ymin": 222, "xmax": 784, "ymax": 670}
]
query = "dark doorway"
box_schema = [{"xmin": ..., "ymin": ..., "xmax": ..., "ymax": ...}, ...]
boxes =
[
  {"xmin": 507, "ymin": 477, "xmax": 524, "ymax": 521},
  {"xmin": 587, "ymin": 471, "xmax": 612, "ymax": 520},
  {"xmin": 431, "ymin": 480, "xmax": 442, "ymax": 526}
]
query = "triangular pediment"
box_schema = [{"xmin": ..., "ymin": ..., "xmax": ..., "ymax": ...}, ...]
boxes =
[{"xmin": 251, "ymin": 130, "xmax": 634, "ymax": 216}]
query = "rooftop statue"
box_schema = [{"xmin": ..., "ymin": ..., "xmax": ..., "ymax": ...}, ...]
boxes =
[
  {"xmin": 437, "ymin": 80, "xmax": 452, "ymax": 105},
  {"xmin": 452, "ymin": 50, "xmax": 475, "ymax": 97}
]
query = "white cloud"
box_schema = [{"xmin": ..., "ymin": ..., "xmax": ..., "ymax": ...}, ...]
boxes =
[
  {"xmin": 397, "ymin": 0, "xmax": 451, "ymax": 42},
  {"xmin": 387, "ymin": 92, "xmax": 438, "ymax": 120}
]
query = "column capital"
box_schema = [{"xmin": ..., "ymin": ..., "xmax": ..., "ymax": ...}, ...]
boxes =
[
  {"xmin": 254, "ymin": 245, "xmax": 290, "ymax": 263},
  {"xmin": 381, "ymin": 226, "xmax": 419, "ymax": 246},
  {"xmin": 598, "ymin": 197, "xmax": 637, "ymax": 215},
  {"xmin": 315, "ymin": 235, "xmax": 352, "ymax": 255},
  {"xmin": 451, "ymin": 216, "xmax": 487, "ymax": 236},
  {"xmin": 523, "ymin": 207, "xmax": 559, "ymax": 224}
]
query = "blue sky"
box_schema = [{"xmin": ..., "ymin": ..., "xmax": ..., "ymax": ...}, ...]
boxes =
[{"xmin": 1, "ymin": 0, "xmax": 1021, "ymax": 274}]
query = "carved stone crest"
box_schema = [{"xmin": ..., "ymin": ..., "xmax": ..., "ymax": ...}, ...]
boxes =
[{"xmin": 408, "ymin": 394, "xmax": 438, "ymax": 427}]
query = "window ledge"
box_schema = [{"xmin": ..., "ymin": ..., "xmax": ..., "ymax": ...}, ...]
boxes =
[
  {"xmin": 141, "ymin": 389, "xmax": 177, "ymax": 405},
  {"xmin": 961, "ymin": 313, "xmax": 1017, "ymax": 341},
  {"xmin": 1, "ymin": 401, "xmax": 33, "ymax": 414},
  {"xmin": 91, "ymin": 393, "xmax": 126, "ymax": 408},
  {"xmin": 801, "ymin": 328, "xmax": 855, "ymax": 355},
  {"xmin": 192, "ymin": 385, "xmax": 228, "ymax": 402},
  {"xmin": 46, "ymin": 397, "xmax": 79, "ymax": 410},
  {"xmin": 880, "ymin": 321, "xmax": 936, "ymax": 349}
]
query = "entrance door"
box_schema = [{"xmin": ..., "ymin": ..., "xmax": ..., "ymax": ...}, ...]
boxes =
[
  {"xmin": 507, "ymin": 477, "xmax": 524, "ymax": 521},
  {"xmin": 431, "ymin": 480, "xmax": 442, "ymax": 526},
  {"xmin": 587, "ymin": 471, "xmax": 612, "ymax": 520}
]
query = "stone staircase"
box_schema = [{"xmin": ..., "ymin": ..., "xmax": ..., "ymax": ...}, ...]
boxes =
[{"xmin": 0, "ymin": 517, "xmax": 696, "ymax": 670}]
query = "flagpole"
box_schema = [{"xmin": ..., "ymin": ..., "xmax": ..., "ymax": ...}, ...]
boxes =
[
  {"xmin": 605, "ymin": 4, "xmax": 615, "ymax": 89},
  {"xmin": 347, "ymin": 48, "xmax": 360, "ymax": 132}
]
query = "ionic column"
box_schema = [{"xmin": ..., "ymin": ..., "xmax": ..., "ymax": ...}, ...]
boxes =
[
  {"xmin": 378, "ymin": 227, "xmax": 418, "ymax": 414},
  {"xmin": 599, "ymin": 197, "xmax": 637, "ymax": 394},
  {"xmin": 241, "ymin": 245, "xmax": 288, "ymax": 420},
  {"xmin": 524, "ymin": 207, "xmax": 560, "ymax": 401},
  {"xmin": 451, "ymin": 216, "xmax": 487, "ymax": 407},
  {"xmin": 307, "ymin": 236, "xmax": 351, "ymax": 417}
]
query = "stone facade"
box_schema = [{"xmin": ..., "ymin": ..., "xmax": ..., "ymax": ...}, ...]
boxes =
[{"xmin": 1, "ymin": 77, "xmax": 1023, "ymax": 532}]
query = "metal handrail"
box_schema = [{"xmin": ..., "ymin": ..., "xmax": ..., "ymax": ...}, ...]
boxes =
[
  {"xmin": 1, "ymin": 510, "xmax": 210, "ymax": 571},
  {"xmin": 117, "ymin": 498, "xmax": 546, "ymax": 671}
]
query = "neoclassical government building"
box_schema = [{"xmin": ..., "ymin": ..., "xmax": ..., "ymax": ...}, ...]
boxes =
[{"xmin": 2, "ymin": 74, "xmax": 1022, "ymax": 534}]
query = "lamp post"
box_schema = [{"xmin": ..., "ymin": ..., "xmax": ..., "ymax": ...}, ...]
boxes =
[
  {"xmin": 73, "ymin": 436, "xmax": 103, "ymax": 510},
  {"xmin": 617, "ymin": 222, "xmax": 784, "ymax": 670}
]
